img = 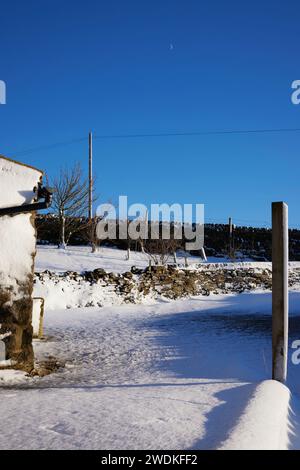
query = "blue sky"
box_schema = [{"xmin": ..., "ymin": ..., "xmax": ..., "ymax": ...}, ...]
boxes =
[{"xmin": 1, "ymin": 0, "xmax": 300, "ymax": 227}]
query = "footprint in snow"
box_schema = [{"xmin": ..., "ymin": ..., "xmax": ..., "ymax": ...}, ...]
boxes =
[{"xmin": 40, "ymin": 422, "xmax": 75, "ymax": 436}]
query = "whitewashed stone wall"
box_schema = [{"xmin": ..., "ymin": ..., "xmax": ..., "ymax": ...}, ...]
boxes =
[{"xmin": 0, "ymin": 155, "xmax": 43, "ymax": 371}]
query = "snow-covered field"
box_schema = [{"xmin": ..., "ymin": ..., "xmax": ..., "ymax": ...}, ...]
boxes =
[
  {"xmin": 0, "ymin": 245, "xmax": 299, "ymax": 450},
  {"xmin": 35, "ymin": 244, "xmax": 259, "ymax": 273},
  {"xmin": 35, "ymin": 245, "xmax": 300, "ymax": 274},
  {"xmin": 36, "ymin": 244, "xmax": 151, "ymax": 273}
]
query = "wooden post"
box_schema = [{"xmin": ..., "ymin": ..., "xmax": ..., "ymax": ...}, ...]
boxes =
[
  {"xmin": 201, "ymin": 247, "xmax": 207, "ymax": 262},
  {"xmin": 228, "ymin": 217, "xmax": 233, "ymax": 258},
  {"xmin": 272, "ymin": 202, "xmax": 289, "ymax": 383}
]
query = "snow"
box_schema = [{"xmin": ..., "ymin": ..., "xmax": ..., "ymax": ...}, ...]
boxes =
[
  {"xmin": 34, "ymin": 244, "xmax": 300, "ymax": 313},
  {"xmin": 0, "ymin": 214, "xmax": 36, "ymax": 287},
  {"xmin": 35, "ymin": 245, "xmax": 204, "ymax": 273},
  {"xmin": 0, "ymin": 369, "xmax": 26, "ymax": 383},
  {"xmin": 0, "ymin": 157, "xmax": 42, "ymax": 288},
  {"xmin": 32, "ymin": 298, "xmax": 43, "ymax": 337},
  {"xmin": 0, "ymin": 294, "xmax": 299, "ymax": 450},
  {"xmin": 35, "ymin": 245, "xmax": 271, "ymax": 274},
  {"xmin": 33, "ymin": 268, "xmax": 300, "ymax": 313},
  {"xmin": 33, "ymin": 272, "xmax": 135, "ymax": 311},
  {"xmin": 220, "ymin": 380, "xmax": 291, "ymax": 450},
  {"xmin": 1, "ymin": 240, "xmax": 300, "ymax": 449},
  {"xmin": 35, "ymin": 244, "xmax": 300, "ymax": 274},
  {"xmin": 0, "ymin": 156, "xmax": 42, "ymax": 208}
]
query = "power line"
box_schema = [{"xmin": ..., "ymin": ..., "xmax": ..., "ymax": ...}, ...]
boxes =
[
  {"xmin": 94, "ymin": 127, "xmax": 300, "ymax": 140},
  {"xmin": 8, "ymin": 137, "xmax": 86, "ymax": 158},
  {"xmin": 5, "ymin": 126, "xmax": 300, "ymax": 158}
]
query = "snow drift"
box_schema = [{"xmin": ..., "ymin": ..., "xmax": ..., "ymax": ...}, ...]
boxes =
[{"xmin": 220, "ymin": 380, "xmax": 291, "ymax": 450}]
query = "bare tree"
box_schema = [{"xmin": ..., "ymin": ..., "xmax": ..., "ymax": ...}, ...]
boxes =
[
  {"xmin": 143, "ymin": 222, "xmax": 182, "ymax": 266},
  {"xmin": 52, "ymin": 163, "xmax": 90, "ymax": 248},
  {"xmin": 145, "ymin": 238, "xmax": 181, "ymax": 266},
  {"xmin": 81, "ymin": 216, "xmax": 102, "ymax": 253},
  {"xmin": 83, "ymin": 197, "xmax": 116, "ymax": 253}
]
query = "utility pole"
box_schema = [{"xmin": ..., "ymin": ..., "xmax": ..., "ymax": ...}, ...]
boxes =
[
  {"xmin": 88, "ymin": 131, "xmax": 97, "ymax": 253},
  {"xmin": 272, "ymin": 202, "xmax": 289, "ymax": 383},
  {"xmin": 88, "ymin": 131, "xmax": 93, "ymax": 221}
]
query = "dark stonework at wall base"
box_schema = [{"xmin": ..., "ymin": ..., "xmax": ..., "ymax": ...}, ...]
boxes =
[{"xmin": 0, "ymin": 285, "xmax": 34, "ymax": 372}]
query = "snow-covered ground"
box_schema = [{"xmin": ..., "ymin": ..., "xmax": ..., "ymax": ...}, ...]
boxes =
[
  {"xmin": 35, "ymin": 245, "xmax": 152, "ymax": 273},
  {"xmin": 35, "ymin": 244, "xmax": 300, "ymax": 274},
  {"xmin": 0, "ymin": 293, "xmax": 299, "ymax": 449},
  {"xmin": 0, "ymin": 245, "xmax": 299, "ymax": 450},
  {"xmin": 35, "ymin": 244, "xmax": 255, "ymax": 273},
  {"xmin": 33, "ymin": 245, "xmax": 300, "ymax": 312}
]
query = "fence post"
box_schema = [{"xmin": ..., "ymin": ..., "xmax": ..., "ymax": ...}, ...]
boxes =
[
  {"xmin": 272, "ymin": 202, "xmax": 289, "ymax": 383},
  {"xmin": 228, "ymin": 217, "xmax": 233, "ymax": 258}
]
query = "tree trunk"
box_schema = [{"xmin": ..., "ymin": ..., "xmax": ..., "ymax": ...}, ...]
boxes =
[{"xmin": 59, "ymin": 214, "xmax": 66, "ymax": 249}]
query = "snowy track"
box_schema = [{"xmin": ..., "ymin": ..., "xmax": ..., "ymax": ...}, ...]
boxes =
[{"xmin": 0, "ymin": 294, "xmax": 300, "ymax": 449}]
